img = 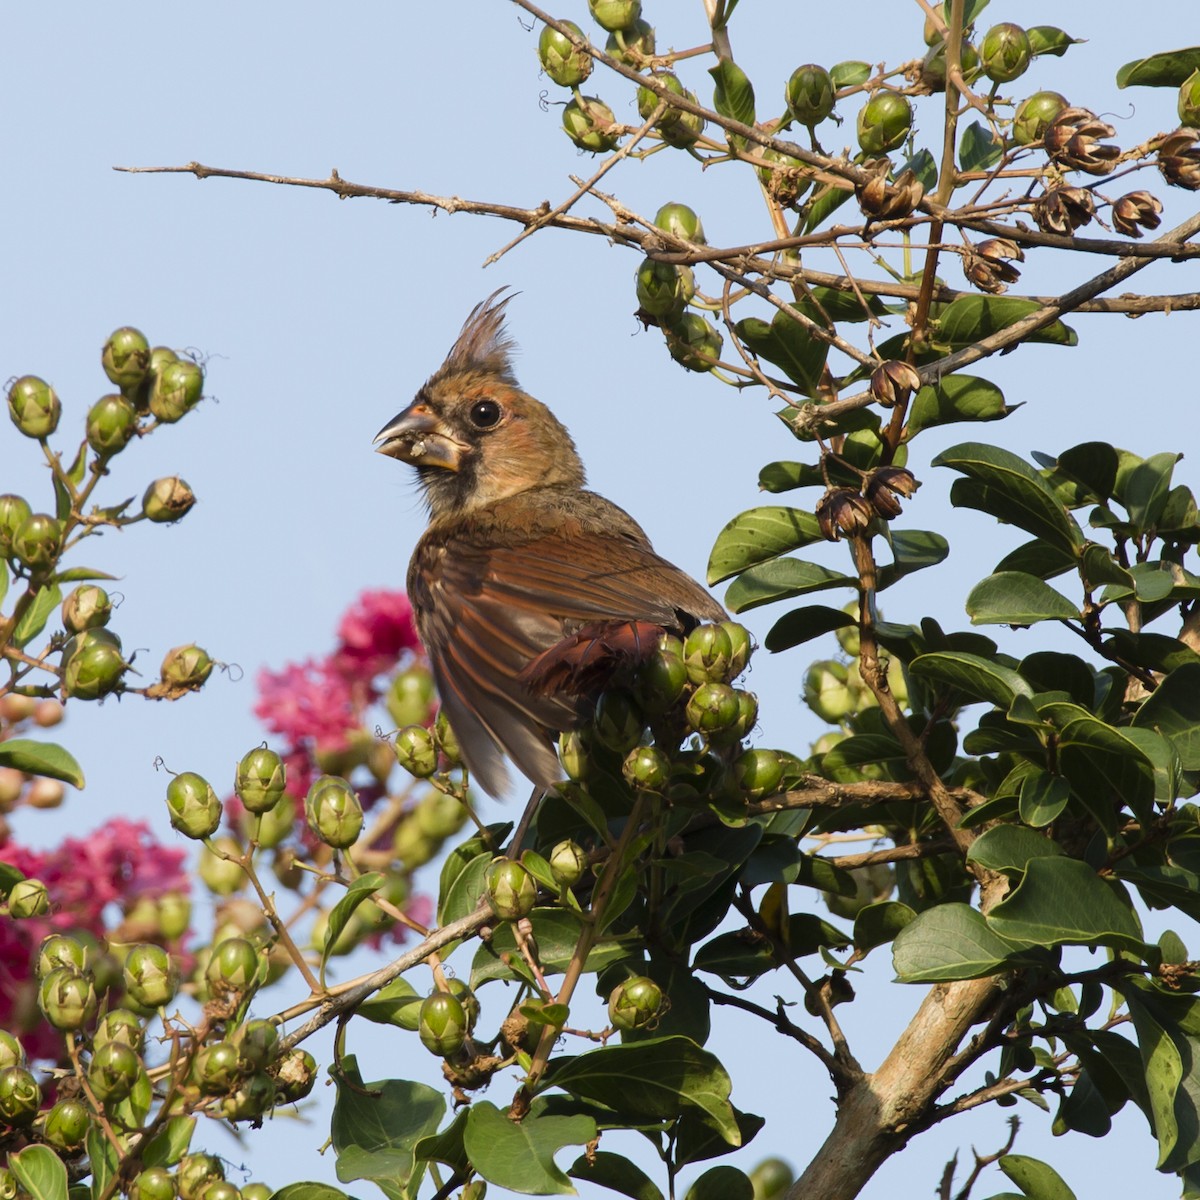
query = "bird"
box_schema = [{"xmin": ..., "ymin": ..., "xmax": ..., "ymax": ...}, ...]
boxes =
[{"xmin": 374, "ymin": 290, "xmax": 727, "ymax": 799}]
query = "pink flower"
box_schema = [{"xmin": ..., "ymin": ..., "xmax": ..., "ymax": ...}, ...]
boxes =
[
  {"xmin": 255, "ymin": 658, "xmax": 357, "ymax": 753},
  {"xmin": 332, "ymin": 589, "xmax": 420, "ymax": 680}
]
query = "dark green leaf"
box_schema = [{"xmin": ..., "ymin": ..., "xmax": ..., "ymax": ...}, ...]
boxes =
[
  {"xmin": 1058, "ymin": 715, "xmax": 1156, "ymax": 827},
  {"xmin": 88, "ymin": 1128, "xmax": 118, "ymax": 1200},
  {"xmin": 1121, "ymin": 989, "xmax": 1184, "ymax": 1168},
  {"xmin": 892, "ymin": 902, "xmax": 1033, "ymax": 982},
  {"xmin": 909, "ymin": 651, "xmax": 1033, "ymax": 708},
  {"xmin": 1018, "ymin": 771, "xmax": 1072, "ymax": 827},
  {"xmin": 935, "ymin": 297, "xmax": 1077, "ymax": 348},
  {"xmin": 735, "ymin": 312, "xmax": 829, "ymax": 396},
  {"xmin": 707, "ymin": 506, "xmax": 823, "ymax": 585},
  {"xmin": 675, "ymin": 1106, "xmax": 764, "ymax": 1168},
  {"xmin": 1117, "ymin": 47, "xmax": 1200, "ymax": 88},
  {"xmin": 997, "ymin": 1153, "xmax": 1078, "ymax": 1200},
  {"xmin": 11, "ymin": 583, "xmax": 62, "ymax": 649},
  {"xmin": 959, "ymin": 121, "xmax": 1004, "ymax": 171},
  {"xmin": 853, "ymin": 900, "xmax": 915, "ymax": 953},
  {"xmin": 321, "ymin": 872, "xmax": 384, "ymax": 985},
  {"xmin": 357, "ymin": 975, "xmax": 422, "ymax": 1029},
  {"xmin": 1055, "ymin": 442, "xmax": 1120, "ymax": 503},
  {"xmin": 710, "ymin": 60, "xmax": 756, "ymax": 127},
  {"xmin": 796, "ymin": 285, "xmax": 889, "ymax": 324},
  {"xmin": 764, "ymin": 604, "xmax": 854, "ymax": 652},
  {"xmin": 0, "ymin": 740, "xmax": 84, "ymax": 788},
  {"xmin": 1124, "ymin": 452, "xmax": 1180, "ymax": 532},
  {"xmin": 464, "ymin": 1102, "xmax": 594, "ymax": 1196},
  {"xmin": 966, "ymin": 825, "xmax": 1063, "ymax": 873},
  {"xmin": 905, "ymin": 374, "xmax": 1011, "ymax": 438},
  {"xmin": 758, "ymin": 460, "xmax": 824, "ymax": 493},
  {"xmin": 413, "ymin": 1109, "xmax": 470, "ymax": 1174},
  {"xmin": 994, "ymin": 539, "xmax": 1077, "ymax": 580},
  {"xmin": 541, "ymin": 1037, "xmax": 740, "ymax": 1146},
  {"xmin": 829, "ymin": 60, "xmax": 870, "ymax": 87},
  {"xmin": 470, "ymin": 907, "xmax": 627, "ymax": 987},
  {"xmin": 802, "ymin": 182, "xmax": 855, "ymax": 234},
  {"xmin": 1080, "ymin": 543, "xmax": 1133, "ymax": 591},
  {"xmin": 439, "ymin": 849, "xmax": 493, "ymax": 926},
  {"xmin": 694, "ymin": 913, "xmax": 849, "ymax": 978},
  {"xmin": 724, "ymin": 558, "xmax": 855, "ymax": 614},
  {"xmin": 966, "ymin": 572, "xmax": 1078, "ymax": 625},
  {"xmin": 901, "ymin": 148, "xmax": 938, "ymax": 192},
  {"xmin": 141, "ymin": 1116, "xmax": 195, "ymax": 1167},
  {"xmin": 9, "ymin": 1146, "xmax": 69, "ymax": 1200},
  {"xmin": 1134, "ymin": 663, "xmax": 1200, "ymax": 770},
  {"xmin": 877, "ymin": 529, "xmax": 949, "ymax": 590},
  {"xmin": 569, "ymin": 1152, "xmax": 664, "ymax": 1200},
  {"xmin": 272, "ymin": 1188, "xmax": 353, "ymax": 1200},
  {"xmin": 987, "ymin": 857, "xmax": 1144, "ymax": 952},
  {"xmin": 685, "ymin": 1166, "xmax": 753, "ymax": 1200},
  {"xmin": 1027, "ymin": 27, "xmax": 1081, "ymax": 58},
  {"xmin": 821, "ymin": 734, "xmax": 911, "ymax": 782}
]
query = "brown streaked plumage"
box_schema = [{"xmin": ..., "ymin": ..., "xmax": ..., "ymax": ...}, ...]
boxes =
[{"xmin": 375, "ymin": 291, "xmax": 726, "ymax": 798}]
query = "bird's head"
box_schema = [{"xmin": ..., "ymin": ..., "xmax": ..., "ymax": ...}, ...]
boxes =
[{"xmin": 375, "ymin": 291, "xmax": 585, "ymax": 520}]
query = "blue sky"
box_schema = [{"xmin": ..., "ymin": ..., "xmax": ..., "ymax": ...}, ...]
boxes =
[{"xmin": 3, "ymin": 3, "xmax": 1198, "ymax": 1197}]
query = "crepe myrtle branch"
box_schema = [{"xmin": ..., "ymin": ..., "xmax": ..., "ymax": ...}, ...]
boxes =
[{"xmin": 938, "ymin": 1117, "xmax": 1021, "ymax": 1200}]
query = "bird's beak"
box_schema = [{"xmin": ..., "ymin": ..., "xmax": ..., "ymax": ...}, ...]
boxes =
[{"xmin": 374, "ymin": 403, "xmax": 467, "ymax": 472}]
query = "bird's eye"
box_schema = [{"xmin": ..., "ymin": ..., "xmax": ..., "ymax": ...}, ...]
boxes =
[{"xmin": 468, "ymin": 399, "xmax": 503, "ymax": 429}]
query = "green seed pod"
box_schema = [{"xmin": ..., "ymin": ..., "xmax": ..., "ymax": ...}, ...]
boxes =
[
  {"xmin": 177, "ymin": 1156, "xmax": 223, "ymax": 1200},
  {"xmin": 592, "ymin": 689, "xmax": 644, "ymax": 754},
  {"xmin": 920, "ymin": 38, "xmax": 981, "ymax": 91},
  {"xmin": 608, "ymin": 975, "xmax": 663, "ymax": 1031},
  {"xmin": 231, "ymin": 1017, "xmax": 279, "ymax": 1070},
  {"xmin": 305, "ymin": 775, "xmax": 363, "ymax": 849},
  {"xmin": 635, "ymin": 257, "xmax": 695, "ymax": 320},
  {"xmin": 558, "ymin": 729, "xmax": 592, "ymax": 781},
  {"xmin": 636, "ymin": 633, "xmax": 687, "ymax": 716},
  {"xmin": 685, "ymin": 682, "xmax": 741, "ymax": 734},
  {"xmin": 62, "ymin": 630, "xmax": 126, "ymax": 700},
  {"xmin": 857, "ymin": 91, "xmax": 913, "ymax": 155},
  {"xmin": 142, "ymin": 476, "xmax": 196, "ymax": 523},
  {"xmin": 88, "ymin": 1040, "xmax": 141, "ymax": 1104},
  {"xmin": 605, "ymin": 18, "xmax": 654, "ymax": 65},
  {"xmin": 235, "ymin": 746, "xmax": 287, "ymax": 813},
  {"xmin": 443, "ymin": 977, "xmax": 481, "ymax": 1031},
  {"xmin": 161, "ymin": 644, "xmax": 214, "ymax": 691},
  {"xmin": 804, "ymin": 660, "xmax": 855, "ymax": 723},
  {"xmin": 166, "ymin": 771, "xmax": 222, "ymax": 839},
  {"xmin": 0, "ymin": 1065, "xmax": 42, "ymax": 1125},
  {"xmin": 1180, "ymin": 69, "xmax": 1200, "ymax": 126},
  {"xmin": 36, "ymin": 933, "xmax": 88, "ymax": 979},
  {"xmin": 710, "ymin": 689, "xmax": 759, "ymax": 746},
  {"xmin": 158, "ymin": 891, "xmax": 192, "ymax": 940},
  {"xmin": 622, "ymin": 745, "xmax": 671, "ymax": 792},
  {"xmin": 192, "ymin": 1041, "xmax": 241, "ymax": 1094},
  {"xmin": 102, "ymin": 327, "xmax": 151, "ymax": 391},
  {"xmin": 486, "ymin": 858, "xmax": 538, "ymax": 920},
  {"xmin": 199, "ymin": 837, "xmax": 246, "ymax": 895},
  {"xmin": 0, "ymin": 1170, "xmax": 15, "ymax": 1200},
  {"xmin": 241, "ymin": 793, "xmax": 294, "ymax": 848},
  {"xmin": 11, "ymin": 512, "xmax": 61, "ymax": 570},
  {"xmin": 654, "ymin": 201, "xmax": 706, "ymax": 244},
  {"xmin": 123, "ymin": 943, "xmax": 179, "ymax": 1008},
  {"xmin": 205, "ymin": 936, "xmax": 261, "ymax": 998},
  {"xmin": 7, "ymin": 375, "xmax": 60, "ymax": 439},
  {"xmin": 733, "ymin": 748, "xmax": 785, "ymax": 800},
  {"xmin": 38, "ymin": 967, "xmax": 98, "ymax": 1030},
  {"xmin": 684, "ymin": 623, "xmax": 734, "ymax": 685},
  {"xmin": 394, "ymin": 724, "xmax": 438, "ymax": 778},
  {"xmin": 273, "ymin": 1047, "xmax": 318, "ymax": 1103},
  {"xmin": 720, "ymin": 621, "xmax": 754, "ymax": 679},
  {"xmin": 835, "ymin": 604, "xmax": 861, "ymax": 655},
  {"xmin": 786, "ymin": 64, "xmax": 835, "ymax": 125},
  {"xmin": 658, "ymin": 94, "xmax": 704, "ymax": 149},
  {"xmin": 43, "ymin": 1096, "xmax": 91, "ymax": 1153},
  {"xmin": 1012, "ymin": 90, "xmax": 1067, "ymax": 145},
  {"xmin": 86, "ymin": 393, "xmax": 138, "ymax": 457},
  {"xmin": 981, "ymin": 22, "xmax": 1031, "ymax": 83},
  {"xmin": 461, "ymin": 1184, "xmax": 488, "ymax": 1200},
  {"xmin": 201, "ymin": 1181, "xmax": 244, "ymax": 1200},
  {"xmin": 149, "ymin": 359, "xmax": 203, "ymax": 423},
  {"xmin": 62, "ymin": 584, "xmax": 113, "ymax": 633},
  {"xmin": 0, "ymin": 1032, "xmax": 24, "ymax": 1071},
  {"xmin": 393, "ymin": 818, "xmax": 437, "ymax": 871},
  {"xmin": 433, "ymin": 710, "xmax": 461, "ymax": 767},
  {"xmin": 386, "ymin": 664, "xmax": 436, "ymax": 728},
  {"xmin": 748, "ymin": 1156, "xmax": 794, "ymax": 1200},
  {"xmin": 664, "ymin": 312, "xmax": 723, "ymax": 372},
  {"xmin": 131, "ymin": 1169, "xmax": 177, "ymax": 1200},
  {"xmin": 7, "ymin": 877, "xmax": 49, "ymax": 918},
  {"xmin": 94, "ymin": 1008, "xmax": 144, "ymax": 1052},
  {"xmin": 538, "ymin": 20, "xmax": 591, "ymax": 88},
  {"xmin": 587, "ymin": 0, "xmax": 640, "ymax": 33},
  {"xmin": 562, "ymin": 95, "xmax": 621, "ymax": 152},
  {"xmin": 754, "ymin": 147, "xmax": 812, "ymax": 208},
  {"xmin": 0, "ymin": 494, "xmax": 33, "ymax": 558},
  {"xmin": 242, "ymin": 1186, "xmax": 272, "ymax": 1200},
  {"xmin": 418, "ymin": 991, "xmax": 469, "ymax": 1057},
  {"xmin": 548, "ymin": 839, "xmax": 587, "ymax": 887},
  {"xmin": 414, "ymin": 789, "xmax": 468, "ymax": 839}
]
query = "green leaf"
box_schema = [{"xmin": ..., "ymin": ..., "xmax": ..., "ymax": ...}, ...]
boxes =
[
  {"xmin": 821, "ymin": 734, "xmax": 911, "ymax": 782},
  {"xmin": 321, "ymin": 871, "xmax": 384, "ymax": 985},
  {"xmin": 141, "ymin": 1116, "xmax": 195, "ymax": 1167},
  {"xmin": 935, "ymin": 297, "xmax": 1077, "ymax": 349},
  {"xmin": 88, "ymin": 1128, "xmax": 118, "ymax": 1200},
  {"xmin": 271, "ymin": 1188, "xmax": 353, "ymax": 1200},
  {"xmin": 966, "ymin": 572, "xmax": 1078, "ymax": 625},
  {"xmin": 1134, "ymin": 663, "xmax": 1200, "ymax": 769},
  {"xmin": 709, "ymin": 59, "xmax": 756, "ymax": 127},
  {"xmin": 764, "ymin": 604, "xmax": 854, "ymax": 652},
  {"xmin": 54, "ymin": 566, "xmax": 118, "ymax": 584},
  {"xmin": 569, "ymin": 1151, "xmax": 665, "ymax": 1200},
  {"xmin": 332, "ymin": 1057, "xmax": 444, "ymax": 1195},
  {"xmin": 735, "ymin": 312, "xmax": 829, "ymax": 396},
  {"xmin": 892, "ymin": 902, "xmax": 1033, "ymax": 982},
  {"xmin": 0, "ymin": 739, "xmax": 85, "ymax": 788},
  {"xmin": 1018, "ymin": 771, "xmax": 1072, "ymax": 827},
  {"xmin": 463, "ymin": 1102, "xmax": 594, "ymax": 1196},
  {"xmin": 0, "ymin": 562, "xmax": 9, "ymax": 607},
  {"xmin": 1118, "ymin": 47, "xmax": 1200, "ymax": 88},
  {"xmin": 909, "ymin": 651, "xmax": 1033, "ymax": 708},
  {"xmin": 905, "ymin": 374, "xmax": 1011, "ymax": 438},
  {"xmin": 724, "ymin": 558, "xmax": 855, "ymax": 614},
  {"xmin": 470, "ymin": 907, "xmax": 628, "ymax": 987},
  {"xmin": 413, "ymin": 1109, "xmax": 470, "ymax": 1174},
  {"xmin": 707, "ymin": 506, "xmax": 823, "ymax": 585},
  {"xmin": 1107, "ymin": 631, "xmax": 1200, "ymax": 675},
  {"xmin": 1058, "ymin": 715, "xmax": 1156, "ymax": 828},
  {"xmin": 935, "ymin": 441, "xmax": 1084, "ymax": 552},
  {"xmin": 802, "ymin": 181, "xmax": 854, "ymax": 235},
  {"xmin": 1124, "ymin": 451, "xmax": 1180, "ymax": 532},
  {"xmin": 1055, "ymin": 441, "xmax": 1120, "ymax": 503},
  {"xmin": 694, "ymin": 913, "xmax": 849, "ymax": 978},
  {"xmin": 900, "ymin": 148, "xmax": 938, "ymax": 193},
  {"xmin": 541, "ymin": 1037, "xmax": 741, "ymax": 1147},
  {"xmin": 685, "ymin": 1166, "xmax": 753, "ymax": 1200},
  {"xmin": 357, "ymin": 974, "xmax": 422, "ymax": 1029},
  {"xmin": 439, "ymin": 848, "xmax": 493, "ymax": 926},
  {"xmin": 877, "ymin": 529, "xmax": 949, "ymax": 590},
  {"xmin": 829, "ymin": 60, "xmax": 870, "ymax": 87},
  {"xmin": 853, "ymin": 900, "xmax": 915, "ymax": 953},
  {"xmin": 758, "ymin": 460, "xmax": 824, "ymax": 493},
  {"xmin": 11, "ymin": 582, "xmax": 61, "ymax": 649},
  {"xmin": 959, "ymin": 121, "xmax": 1004, "ymax": 171},
  {"xmin": 9, "ymin": 1146, "xmax": 69, "ymax": 1200},
  {"xmin": 998, "ymin": 1153, "xmax": 1078, "ymax": 1200},
  {"xmin": 994, "ymin": 539, "xmax": 1077, "ymax": 581},
  {"xmin": 987, "ymin": 857, "xmax": 1144, "ymax": 952},
  {"xmin": 1121, "ymin": 990, "xmax": 1184, "ymax": 1167},
  {"xmin": 1027, "ymin": 27, "xmax": 1080, "ymax": 59},
  {"xmin": 966, "ymin": 825, "xmax": 1063, "ymax": 874}
]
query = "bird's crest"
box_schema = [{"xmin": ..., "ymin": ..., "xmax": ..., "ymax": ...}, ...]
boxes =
[{"xmin": 435, "ymin": 288, "xmax": 519, "ymax": 385}]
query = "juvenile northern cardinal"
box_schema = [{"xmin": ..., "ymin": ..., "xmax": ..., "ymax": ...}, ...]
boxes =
[{"xmin": 375, "ymin": 291, "xmax": 726, "ymax": 798}]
